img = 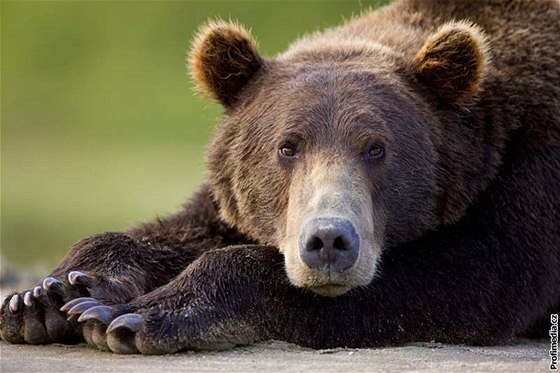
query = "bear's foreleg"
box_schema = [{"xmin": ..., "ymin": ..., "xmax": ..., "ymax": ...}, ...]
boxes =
[{"xmin": 63, "ymin": 245, "xmax": 280, "ymax": 354}]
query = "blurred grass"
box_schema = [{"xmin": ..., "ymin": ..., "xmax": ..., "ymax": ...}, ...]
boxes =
[{"xmin": 1, "ymin": 0, "xmax": 388, "ymax": 269}]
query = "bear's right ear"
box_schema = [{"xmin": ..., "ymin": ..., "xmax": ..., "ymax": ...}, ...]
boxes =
[{"xmin": 189, "ymin": 20, "xmax": 263, "ymax": 108}]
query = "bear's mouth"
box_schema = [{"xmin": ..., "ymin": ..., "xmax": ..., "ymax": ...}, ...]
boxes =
[{"xmin": 307, "ymin": 283, "xmax": 353, "ymax": 297}]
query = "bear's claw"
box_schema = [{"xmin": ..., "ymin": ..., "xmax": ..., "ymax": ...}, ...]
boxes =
[
  {"xmin": 106, "ymin": 313, "xmax": 144, "ymax": 354},
  {"xmin": 42, "ymin": 277, "xmax": 64, "ymax": 295},
  {"xmin": 77, "ymin": 305, "xmax": 114, "ymax": 324},
  {"xmin": 8, "ymin": 295, "xmax": 20, "ymax": 313},
  {"xmin": 107, "ymin": 313, "xmax": 143, "ymax": 333},
  {"xmin": 60, "ymin": 297, "xmax": 97, "ymax": 312},
  {"xmin": 32, "ymin": 286, "xmax": 43, "ymax": 298},
  {"xmin": 67, "ymin": 300, "xmax": 101, "ymax": 315},
  {"xmin": 23, "ymin": 292, "xmax": 33, "ymax": 307},
  {"xmin": 68, "ymin": 271, "xmax": 95, "ymax": 287}
]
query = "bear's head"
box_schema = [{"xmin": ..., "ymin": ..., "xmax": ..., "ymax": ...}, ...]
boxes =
[{"xmin": 190, "ymin": 20, "xmax": 489, "ymax": 296}]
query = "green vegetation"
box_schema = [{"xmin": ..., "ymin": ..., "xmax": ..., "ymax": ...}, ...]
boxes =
[{"xmin": 1, "ymin": 0, "xmax": 387, "ymax": 268}]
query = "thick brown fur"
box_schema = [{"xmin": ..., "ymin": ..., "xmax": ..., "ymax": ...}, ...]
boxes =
[{"xmin": 1, "ymin": 0, "xmax": 559, "ymax": 354}]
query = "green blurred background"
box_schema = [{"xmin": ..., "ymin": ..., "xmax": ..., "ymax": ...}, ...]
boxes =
[{"xmin": 1, "ymin": 0, "xmax": 387, "ymax": 271}]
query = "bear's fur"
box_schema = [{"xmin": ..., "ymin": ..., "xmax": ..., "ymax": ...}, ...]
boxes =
[{"xmin": 1, "ymin": 0, "xmax": 559, "ymax": 354}]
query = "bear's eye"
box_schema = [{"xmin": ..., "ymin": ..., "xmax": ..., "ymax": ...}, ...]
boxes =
[
  {"xmin": 365, "ymin": 145, "xmax": 385, "ymax": 162},
  {"xmin": 279, "ymin": 145, "xmax": 297, "ymax": 158}
]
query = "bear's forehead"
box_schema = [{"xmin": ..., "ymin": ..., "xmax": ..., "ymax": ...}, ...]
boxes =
[
  {"xmin": 265, "ymin": 65, "xmax": 409, "ymax": 116},
  {"xmin": 247, "ymin": 67, "xmax": 408, "ymax": 136}
]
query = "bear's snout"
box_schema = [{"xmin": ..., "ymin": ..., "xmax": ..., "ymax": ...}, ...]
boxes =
[
  {"xmin": 299, "ymin": 217, "xmax": 359, "ymax": 272},
  {"xmin": 280, "ymin": 155, "xmax": 378, "ymax": 295}
]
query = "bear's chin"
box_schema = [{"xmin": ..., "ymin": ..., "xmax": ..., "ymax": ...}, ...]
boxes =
[{"xmin": 307, "ymin": 284, "xmax": 354, "ymax": 297}]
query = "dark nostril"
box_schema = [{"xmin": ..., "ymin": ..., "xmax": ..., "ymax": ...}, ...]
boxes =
[
  {"xmin": 309, "ymin": 236, "xmax": 324, "ymax": 251},
  {"xmin": 333, "ymin": 236, "xmax": 346, "ymax": 251},
  {"xmin": 299, "ymin": 217, "xmax": 360, "ymax": 271}
]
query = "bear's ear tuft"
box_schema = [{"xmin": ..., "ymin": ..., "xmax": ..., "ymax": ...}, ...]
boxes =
[
  {"xmin": 412, "ymin": 21, "xmax": 490, "ymax": 106},
  {"xmin": 189, "ymin": 20, "xmax": 263, "ymax": 108}
]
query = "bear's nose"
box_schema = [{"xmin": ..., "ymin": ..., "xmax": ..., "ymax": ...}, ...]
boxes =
[{"xmin": 299, "ymin": 217, "xmax": 359, "ymax": 272}]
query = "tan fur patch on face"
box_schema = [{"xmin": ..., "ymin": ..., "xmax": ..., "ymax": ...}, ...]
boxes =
[
  {"xmin": 280, "ymin": 153, "xmax": 380, "ymax": 296},
  {"xmin": 188, "ymin": 20, "xmax": 262, "ymax": 107},
  {"xmin": 413, "ymin": 20, "xmax": 491, "ymax": 105}
]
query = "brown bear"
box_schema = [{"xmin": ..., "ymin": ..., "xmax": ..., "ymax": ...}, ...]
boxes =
[{"xmin": 1, "ymin": 0, "xmax": 559, "ymax": 354}]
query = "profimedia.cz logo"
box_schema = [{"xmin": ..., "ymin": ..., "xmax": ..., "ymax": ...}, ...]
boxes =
[{"xmin": 551, "ymin": 313, "xmax": 558, "ymax": 370}]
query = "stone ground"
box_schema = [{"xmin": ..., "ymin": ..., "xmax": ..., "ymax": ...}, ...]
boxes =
[{"xmin": 0, "ymin": 339, "xmax": 551, "ymax": 372}]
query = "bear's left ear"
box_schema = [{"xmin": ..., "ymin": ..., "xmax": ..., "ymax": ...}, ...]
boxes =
[
  {"xmin": 412, "ymin": 21, "xmax": 490, "ymax": 106},
  {"xmin": 189, "ymin": 20, "xmax": 263, "ymax": 108}
]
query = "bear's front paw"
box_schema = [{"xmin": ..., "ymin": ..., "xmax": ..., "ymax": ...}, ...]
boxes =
[{"xmin": 0, "ymin": 270, "xmax": 129, "ymax": 345}]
